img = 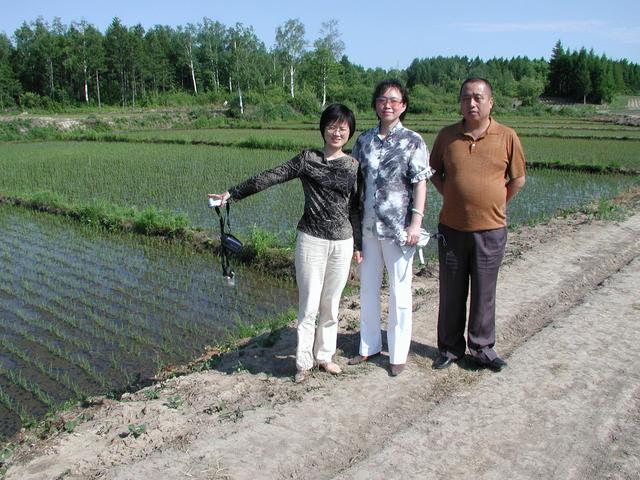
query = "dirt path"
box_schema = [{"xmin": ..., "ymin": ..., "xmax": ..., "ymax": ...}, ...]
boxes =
[
  {"xmin": 336, "ymin": 256, "xmax": 640, "ymax": 480},
  {"xmin": 3, "ymin": 205, "xmax": 640, "ymax": 480}
]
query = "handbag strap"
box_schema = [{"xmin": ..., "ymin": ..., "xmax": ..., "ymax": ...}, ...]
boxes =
[
  {"xmin": 215, "ymin": 202, "xmax": 233, "ymax": 235},
  {"xmin": 214, "ymin": 202, "xmax": 235, "ymax": 280}
]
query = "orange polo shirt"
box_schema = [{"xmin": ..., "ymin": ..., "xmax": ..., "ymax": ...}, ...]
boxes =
[{"xmin": 430, "ymin": 118, "xmax": 526, "ymax": 232}]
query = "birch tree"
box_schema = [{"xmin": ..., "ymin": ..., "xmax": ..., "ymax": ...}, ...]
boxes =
[
  {"xmin": 66, "ymin": 20, "xmax": 92, "ymax": 103},
  {"xmin": 177, "ymin": 23, "xmax": 199, "ymax": 95},
  {"xmin": 84, "ymin": 24, "xmax": 105, "ymax": 107},
  {"xmin": 198, "ymin": 18, "xmax": 225, "ymax": 93},
  {"xmin": 226, "ymin": 23, "xmax": 263, "ymax": 115},
  {"xmin": 275, "ymin": 19, "xmax": 306, "ymax": 98},
  {"xmin": 312, "ymin": 19, "xmax": 344, "ymax": 106}
]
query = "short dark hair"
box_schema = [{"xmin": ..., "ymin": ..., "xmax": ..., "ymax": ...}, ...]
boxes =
[
  {"xmin": 319, "ymin": 103, "xmax": 356, "ymax": 140},
  {"xmin": 371, "ymin": 79, "xmax": 409, "ymax": 121},
  {"xmin": 459, "ymin": 77, "xmax": 494, "ymax": 98}
]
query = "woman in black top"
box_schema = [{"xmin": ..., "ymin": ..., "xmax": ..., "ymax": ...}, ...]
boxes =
[{"xmin": 208, "ymin": 104, "xmax": 360, "ymax": 383}]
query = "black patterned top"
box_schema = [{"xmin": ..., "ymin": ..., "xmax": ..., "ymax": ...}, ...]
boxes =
[{"xmin": 228, "ymin": 149, "xmax": 361, "ymax": 244}]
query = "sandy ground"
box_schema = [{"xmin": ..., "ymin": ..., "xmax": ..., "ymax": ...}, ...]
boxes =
[{"xmin": 3, "ymin": 200, "xmax": 640, "ymax": 480}]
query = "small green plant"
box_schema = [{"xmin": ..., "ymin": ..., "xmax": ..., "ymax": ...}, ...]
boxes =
[
  {"xmin": 164, "ymin": 395, "xmax": 183, "ymax": 409},
  {"xmin": 143, "ymin": 388, "xmax": 161, "ymax": 400},
  {"xmin": 64, "ymin": 419, "xmax": 78, "ymax": 433},
  {"xmin": 248, "ymin": 226, "xmax": 281, "ymax": 256},
  {"xmin": 128, "ymin": 423, "xmax": 146, "ymax": 438},
  {"xmin": 595, "ymin": 197, "xmax": 624, "ymax": 220},
  {"xmin": 0, "ymin": 444, "xmax": 14, "ymax": 464}
]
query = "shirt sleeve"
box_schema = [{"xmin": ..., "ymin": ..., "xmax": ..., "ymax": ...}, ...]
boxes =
[
  {"xmin": 350, "ymin": 135, "xmax": 363, "ymax": 162},
  {"xmin": 229, "ymin": 152, "xmax": 303, "ymax": 200},
  {"xmin": 408, "ymin": 135, "xmax": 434, "ymax": 183},
  {"xmin": 429, "ymin": 132, "xmax": 445, "ymax": 176},
  {"xmin": 507, "ymin": 131, "xmax": 526, "ymax": 180}
]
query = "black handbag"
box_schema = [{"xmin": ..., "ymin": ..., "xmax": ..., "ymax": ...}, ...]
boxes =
[{"xmin": 221, "ymin": 232, "xmax": 243, "ymax": 255}]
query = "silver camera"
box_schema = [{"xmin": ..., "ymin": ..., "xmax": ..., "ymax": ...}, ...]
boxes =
[{"xmin": 208, "ymin": 197, "xmax": 222, "ymax": 208}]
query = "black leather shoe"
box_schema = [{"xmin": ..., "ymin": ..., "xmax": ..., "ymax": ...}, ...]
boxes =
[
  {"xmin": 472, "ymin": 356, "xmax": 507, "ymax": 372},
  {"xmin": 486, "ymin": 357, "xmax": 507, "ymax": 372},
  {"xmin": 432, "ymin": 354, "xmax": 456, "ymax": 370}
]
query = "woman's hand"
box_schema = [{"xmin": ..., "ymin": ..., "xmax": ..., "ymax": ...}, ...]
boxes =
[
  {"xmin": 404, "ymin": 224, "xmax": 421, "ymax": 246},
  {"xmin": 207, "ymin": 191, "xmax": 231, "ymax": 205}
]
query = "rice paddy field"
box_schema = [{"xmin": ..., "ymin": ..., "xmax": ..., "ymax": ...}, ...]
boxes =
[
  {"xmin": 0, "ymin": 205, "xmax": 296, "ymax": 438},
  {"xmin": 0, "ymin": 111, "xmax": 639, "ymax": 440}
]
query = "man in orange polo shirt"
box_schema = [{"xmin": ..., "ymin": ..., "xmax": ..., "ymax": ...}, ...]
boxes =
[{"xmin": 430, "ymin": 77, "xmax": 526, "ymax": 372}]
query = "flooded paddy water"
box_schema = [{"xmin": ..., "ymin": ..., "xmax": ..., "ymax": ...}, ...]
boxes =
[{"xmin": 0, "ymin": 205, "xmax": 296, "ymax": 439}]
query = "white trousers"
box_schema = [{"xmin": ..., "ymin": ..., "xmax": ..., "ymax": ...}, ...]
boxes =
[
  {"xmin": 295, "ymin": 231, "xmax": 353, "ymax": 371},
  {"xmin": 359, "ymin": 236, "xmax": 414, "ymax": 365}
]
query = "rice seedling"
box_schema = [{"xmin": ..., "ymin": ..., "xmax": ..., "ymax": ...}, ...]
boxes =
[
  {"xmin": 0, "ymin": 337, "xmax": 86, "ymax": 399},
  {"xmin": 0, "ymin": 386, "xmax": 36, "ymax": 429},
  {"xmin": 2, "ymin": 370, "xmax": 54, "ymax": 408}
]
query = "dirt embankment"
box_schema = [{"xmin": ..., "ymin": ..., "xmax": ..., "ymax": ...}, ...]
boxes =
[{"xmin": 3, "ymin": 193, "xmax": 640, "ymax": 480}]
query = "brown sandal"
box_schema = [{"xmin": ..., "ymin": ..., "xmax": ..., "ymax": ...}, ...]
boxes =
[{"xmin": 348, "ymin": 353, "xmax": 379, "ymax": 365}]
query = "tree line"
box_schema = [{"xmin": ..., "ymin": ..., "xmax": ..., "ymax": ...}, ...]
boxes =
[{"xmin": 0, "ymin": 17, "xmax": 639, "ymax": 114}]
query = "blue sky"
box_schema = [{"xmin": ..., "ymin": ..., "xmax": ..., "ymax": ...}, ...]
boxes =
[{"xmin": 1, "ymin": 0, "xmax": 638, "ymax": 68}]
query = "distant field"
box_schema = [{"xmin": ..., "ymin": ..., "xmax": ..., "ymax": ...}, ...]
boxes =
[
  {"xmin": 112, "ymin": 127, "xmax": 327, "ymax": 150},
  {"xmin": 99, "ymin": 123, "xmax": 640, "ymax": 171},
  {"xmin": 520, "ymin": 137, "xmax": 640, "ymax": 170}
]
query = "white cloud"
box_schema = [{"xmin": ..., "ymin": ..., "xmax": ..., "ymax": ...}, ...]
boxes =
[{"xmin": 607, "ymin": 26, "xmax": 640, "ymax": 44}]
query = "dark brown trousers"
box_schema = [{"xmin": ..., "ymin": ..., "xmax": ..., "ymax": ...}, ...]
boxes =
[{"xmin": 436, "ymin": 224, "xmax": 507, "ymax": 362}]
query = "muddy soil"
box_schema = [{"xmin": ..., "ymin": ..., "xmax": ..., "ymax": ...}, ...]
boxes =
[{"xmin": 3, "ymin": 196, "xmax": 640, "ymax": 480}]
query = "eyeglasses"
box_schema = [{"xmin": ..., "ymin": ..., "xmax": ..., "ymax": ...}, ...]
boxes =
[
  {"xmin": 326, "ymin": 126, "xmax": 349, "ymax": 135},
  {"xmin": 376, "ymin": 97, "xmax": 403, "ymax": 107}
]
